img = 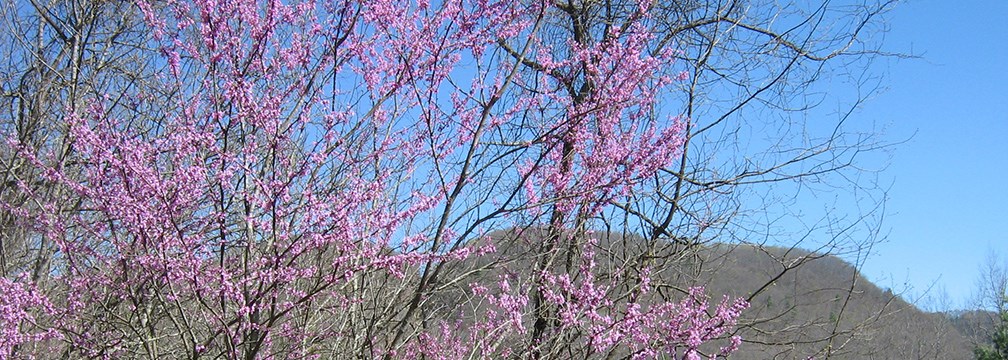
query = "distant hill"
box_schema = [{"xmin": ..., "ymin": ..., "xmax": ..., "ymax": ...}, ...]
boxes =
[
  {"xmin": 695, "ymin": 243, "xmax": 976, "ymax": 359},
  {"xmin": 435, "ymin": 230, "xmax": 984, "ymax": 359},
  {"xmin": 949, "ymin": 309, "xmax": 999, "ymax": 351}
]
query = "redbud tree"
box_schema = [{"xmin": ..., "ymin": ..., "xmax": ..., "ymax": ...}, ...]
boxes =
[{"xmin": 1, "ymin": 0, "xmax": 751, "ymax": 358}]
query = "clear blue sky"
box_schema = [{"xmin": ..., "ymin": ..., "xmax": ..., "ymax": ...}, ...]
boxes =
[{"xmin": 854, "ymin": 0, "xmax": 1008, "ymax": 310}]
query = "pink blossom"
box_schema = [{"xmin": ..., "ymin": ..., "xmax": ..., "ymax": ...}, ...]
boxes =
[{"xmin": 0, "ymin": 0, "xmax": 746, "ymax": 358}]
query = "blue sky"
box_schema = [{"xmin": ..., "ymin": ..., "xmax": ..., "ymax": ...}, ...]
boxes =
[{"xmin": 854, "ymin": 0, "xmax": 1008, "ymax": 310}]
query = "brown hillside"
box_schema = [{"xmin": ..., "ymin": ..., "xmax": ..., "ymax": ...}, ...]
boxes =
[
  {"xmin": 432, "ymin": 230, "xmax": 976, "ymax": 359},
  {"xmin": 696, "ymin": 244, "xmax": 974, "ymax": 359}
]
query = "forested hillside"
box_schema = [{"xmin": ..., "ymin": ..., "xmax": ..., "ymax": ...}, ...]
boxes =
[
  {"xmin": 700, "ymin": 244, "xmax": 974, "ymax": 359},
  {"xmin": 448, "ymin": 230, "xmax": 979, "ymax": 359}
]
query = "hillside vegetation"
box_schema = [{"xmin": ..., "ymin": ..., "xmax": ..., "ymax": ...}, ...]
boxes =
[
  {"xmin": 698, "ymin": 244, "xmax": 974, "ymax": 359},
  {"xmin": 448, "ymin": 230, "xmax": 980, "ymax": 359}
]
